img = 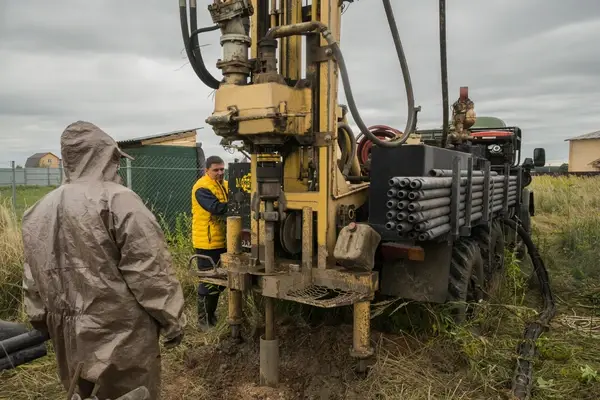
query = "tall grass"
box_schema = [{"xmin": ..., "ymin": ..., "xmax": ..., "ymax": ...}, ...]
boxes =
[
  {"xmin": 1, "ymin": 178, "xmax": 600, "ymax": 399},
  {"xmin": 0, "ymin": 199, "xmax": 24, "ymax": 320}
]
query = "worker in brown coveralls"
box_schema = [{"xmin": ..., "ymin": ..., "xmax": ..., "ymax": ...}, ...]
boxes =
[{"xmin": 21, "ymin": 121, "xmax": 186, "ymax": 400}]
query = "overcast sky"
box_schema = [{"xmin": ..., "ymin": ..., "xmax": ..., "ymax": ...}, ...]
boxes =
[{"xmin": 1, "ymin": 0, "xmax": 599, "ymax": 167}]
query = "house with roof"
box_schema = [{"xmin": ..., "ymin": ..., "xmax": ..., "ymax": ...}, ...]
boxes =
[
  {"xmin": 566, "ymin": 130, "xmax": 600, "ymax": 172},
  {"xmin": 25, "ymin": 152, "xmax": 61, "ymax": 168},
  {"xmin": 117, "ymin": 127, "xmax": 202, "ymax": 149}
]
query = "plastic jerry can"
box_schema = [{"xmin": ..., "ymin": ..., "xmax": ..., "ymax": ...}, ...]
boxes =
[{"xmin": 333, "ymin": 222, "xmax": 381, "ymax": 271}]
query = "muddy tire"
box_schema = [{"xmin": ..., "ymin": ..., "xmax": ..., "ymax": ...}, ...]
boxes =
[
  {"xmin": 515, "ymin": 189, "xmax": 532, "ymax": 259},
  {"xmin": 446, "ymin": 238, "xmax": 484, "ymax": 322},
  {"xmin": 473, "ymin": 221, "xmax": 506, "ymax": 297}
]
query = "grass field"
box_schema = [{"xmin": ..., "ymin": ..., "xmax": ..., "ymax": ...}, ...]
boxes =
[{"xmin": 0, "ymin": 176, "xmax": 599, "ymax": 399}]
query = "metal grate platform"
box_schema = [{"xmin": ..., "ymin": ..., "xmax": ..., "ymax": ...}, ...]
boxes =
[{"xmin": 283, "ymin": 285, "xmax": 368, "ymax": 308}]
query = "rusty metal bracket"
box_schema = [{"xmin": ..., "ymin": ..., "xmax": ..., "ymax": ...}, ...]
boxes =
[
  {"xmin": 313, "ymin": 131, "xmax": 334, "ymax": 147},
  {"xmin": 460, "ymin": 156, "xmax": 473, "ymax": 236},
  {"xmin": 449, "ymin": 156, "xmax": 461, "ymax": 242},
  {"xmin": 306, "ymin": 32, "xmax": 332, "ymax": 64}
]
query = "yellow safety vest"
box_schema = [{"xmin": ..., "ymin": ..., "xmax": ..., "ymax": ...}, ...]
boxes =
[{"xmin": 191, "ymin": 175, "xmax": 229, "ymax": 250}]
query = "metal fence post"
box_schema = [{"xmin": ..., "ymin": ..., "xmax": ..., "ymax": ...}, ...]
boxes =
[
  {"xmin": 47, "ymin": 166, "xmax": 51, "ymax": 186},
  {"xmin": 59, "ymin": 160, "xmax": 64, "ymax": 184},
  {"xmin": 126, "ymin": 158, "xmax": 132, "ymax": 189},
  {"xmin": 11, "ymin": 161, "xmax": 17, "ymax": 211}
]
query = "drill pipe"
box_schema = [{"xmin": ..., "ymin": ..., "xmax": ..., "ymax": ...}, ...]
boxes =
[
  {"xmin": 395, "ymin": 190, "xmax": 410, "ymax": 199},
  {"xmin": 396, "ymin": 210, "xmax": 409, "ymax": 221},
  {"xmin": 396, "ymin": 200, "xmax": 410, "ymax": 210},
  {"xmin": 428, "ymin": 169, "xmax": 499, "ymax": 177},
  {"xmin": 406, "ymin": 192, "xmax": 514, "ymax": 223},
  {"xmin": 395, "ymin": 221, "xmax": 413, "ymax": 233},
  {"xmin": 407, "ymin": 191, "xmax": 516, "ymax": 224},
  {"xmin": 386, "ymin": 210, "xmax": 398, "ymax": 220},
  {"xmin": 386, "ymin": 199, "xmax": 399, "ymax": 209},
  {"xmin": 413, "ymin": 194, "xmax": 513, "ymax": 234},
  {"xmin": 408, "ymin": 185, "xmax": 483, "ymax": 200},
  {"xmin": 387, "ymin": 187, "xmax": 400, "ymax": 198},
  {"xmin": 414, "ymin": 205, "xmax": 484, "ymax": 232},
  {"xmin": 407, "ymin": 181, "xmax": 515, "ymax": 201},
  {"xmin": 389, "ymin": 177, "xmax": 411, "ymax": 188},
  {"xmin": 407, "ymin": 190, "xmax": 484, "ymax": 212},
  {"xmin": 407, "ymin": 175, "xmax": 517, "ymax": 190},
  {"xmin": 418, "ymin": 212, "xmax": 484, "ymax": 241}
]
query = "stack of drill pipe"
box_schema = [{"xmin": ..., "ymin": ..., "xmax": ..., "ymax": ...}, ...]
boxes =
[
  {"xmin": 386, "ymin": 171, "xmax": 518, "ymax": 241},
  {"xmin": 0, "ymin": 328, "xmax": 50, "ymax": 371}
]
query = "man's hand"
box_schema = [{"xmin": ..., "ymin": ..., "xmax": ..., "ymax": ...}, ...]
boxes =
[{"xmin": 163, "ymin": 332, "xmax": 184, "ymax": 349}]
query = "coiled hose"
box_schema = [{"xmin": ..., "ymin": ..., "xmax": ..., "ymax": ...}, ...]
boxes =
[
  {"xmin": 357, "ymin": 125, "xmax": 400, "ymax": 167},
  {"xmin": 179, "ymin": 0, "xmax": 221, "ymax": 89},
  {"xmin": 501, "ymin": 218, "xmax": 556, "ymax": 400}
]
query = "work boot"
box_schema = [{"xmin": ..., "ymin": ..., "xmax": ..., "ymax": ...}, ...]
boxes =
[{"xmin": 197, "ymin": 295, "xmax": 219, "ymax": 332}]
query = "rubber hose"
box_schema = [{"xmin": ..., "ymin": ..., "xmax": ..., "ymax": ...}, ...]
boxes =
[
  {"xmin": 357, "ymin": 125, "xmax": 398, "ymax": 165},
  {"xmin": 190, "ymin": 24, "xmax": 220, "ymax": 38},
  {"xmin": 189, "ymin": 1, "xmax": 220, "ymax": 89},
  {"xmin": 338, "ymin": 123, "xmax": 357, "ymax": 177},
  {"xmin": 325, "ymin": 0, "xmax": 417, "ymax": 148},
  {"xmin": 179, "ymin": 0, "xmax": 220, "ymax": 89},
  {"xmin": 500, "ymin": 218, "xmax": 556, "ymax": 400}
]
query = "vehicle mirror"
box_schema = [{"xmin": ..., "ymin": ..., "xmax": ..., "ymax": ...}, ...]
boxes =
[{"xmin": 533, "ymin": 148, "xmax": 545, "ymax": 167}]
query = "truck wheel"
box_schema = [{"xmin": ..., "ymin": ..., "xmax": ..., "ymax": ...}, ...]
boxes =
[
  {"xmin": 515, "ymin": 188, "xmax": 531, "ymax": 259},
  {"xmin": 473, "ymin": 221, "xmax": 505, "ymax": 296},
  {"xmin": 488, "ymin": 221, "xmax": 506, "ymax": 293},
  {"xmin": 446, "ymin": 238, "xmax": 484, "ymax": 323}
]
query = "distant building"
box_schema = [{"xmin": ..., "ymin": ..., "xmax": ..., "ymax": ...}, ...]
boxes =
[
  {"xmin": 25, "ymin": 152, "xmax": 61, "ymax": 168},
  {"xmin": 566, "ymin": 130, "xmax": 600, "ymax": 172},
  {"xmin": 117, "ymin": 127, "xmax": 200, "ymax": 148}
]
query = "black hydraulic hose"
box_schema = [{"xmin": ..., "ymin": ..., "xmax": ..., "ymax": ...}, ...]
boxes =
[
  {"xmin": 190, "ymin": 24, "xmax": 220, "ymax": 38},
  {"xmin": 179, "ymin": 0, "xmax": 220, "ymax": 89},
  {"xmin": 380, "ymin": 0, "xmax": 418, "ymax": 144},
  {"xmin": 500, "ymin": 218, "xmax": 556, "ymax": 400},
  {"xmin": 338, "ymin": 123, "xmax": 357, "ymax": 177},
  {"xmin": 334, "ymin": 0, "xmax": 417, "ymax": 148},
  {"xmin": 189, "ymin": 0, "xmax": 220, "ymax": 89},
  {"xmin": 439, "ymin": 0, "xmax": 450, "ymax": 148}
]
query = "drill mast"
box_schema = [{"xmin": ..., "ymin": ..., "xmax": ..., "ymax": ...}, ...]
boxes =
[{"xmin": 184, "ymin": 0, "xmax": 415, "ymax": 387}]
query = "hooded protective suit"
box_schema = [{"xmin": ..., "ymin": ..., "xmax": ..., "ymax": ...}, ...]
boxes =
[{"xmin": 21, "ymin": 121, "xmax": 186, "ymax": 400}]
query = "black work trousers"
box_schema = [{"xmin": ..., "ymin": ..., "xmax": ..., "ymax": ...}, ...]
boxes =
[{"xmin": 195, "ymin": 248, "xmax": 226, "ymax": 319}]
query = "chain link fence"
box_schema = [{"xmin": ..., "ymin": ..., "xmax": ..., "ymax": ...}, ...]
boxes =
[
  {"xmin": 117, "ymin": 152, "xmax": 205, "ymax": 233},
  {"xmin": 0, "ymin": 147, "xmax": 231, "ymax": 236}
]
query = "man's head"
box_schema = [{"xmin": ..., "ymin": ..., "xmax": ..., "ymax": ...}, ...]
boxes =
[
  {"xmin": 206, "ymin": 156, "xmax": 225, "ymax": 182},
  {"xmin": 60, "ymin": 121, "xmax": 134, "ymax": 183}
]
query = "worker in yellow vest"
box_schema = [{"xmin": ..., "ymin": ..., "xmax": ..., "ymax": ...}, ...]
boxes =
[{"xmin": 191, "ymin": 155, "xmax": 229, "ymax": 330}]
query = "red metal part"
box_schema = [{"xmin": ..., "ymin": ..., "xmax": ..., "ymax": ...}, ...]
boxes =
[
  {"xmin": 357, "ymin": 125, "xmax": 402, "ymax": 165},
  {"xmin": 471, "ymin": 130, "xmax": 513, "ymax": 138}
]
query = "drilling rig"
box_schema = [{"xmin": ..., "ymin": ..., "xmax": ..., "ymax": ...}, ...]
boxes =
[{"xmin": 180, "ymin": 0, "xmax": 550, "ymax": 394}]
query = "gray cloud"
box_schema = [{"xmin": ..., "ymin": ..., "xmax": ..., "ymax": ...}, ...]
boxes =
[{"xmin": 1, "ymin": 0, "xmax": 599, "ymax": 167}]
